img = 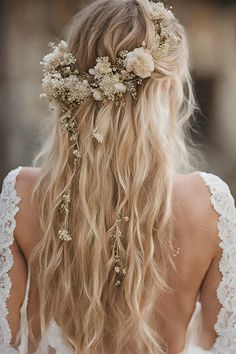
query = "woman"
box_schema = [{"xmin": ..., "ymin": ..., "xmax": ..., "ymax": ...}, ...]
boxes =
[{"xmin": 0, "ymin": 0, "xmax": 235, "ymax": 353}]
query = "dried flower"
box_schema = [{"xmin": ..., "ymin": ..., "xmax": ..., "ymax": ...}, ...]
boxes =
[
  {"xmin": 93, "ymin": 56, "xmax": 113, "ymax": 76},
  {"xmin": 114, "ymin": 82, "xmax": 127, "ymax": 93},
  {"xmin": 92, "ymin": 89, "xmax": 103, "ymax": 101},
  {"xmin": 40, "ymin": 3, "xmax": 177, "ymax": 110},
  {"xmin": 149, "ymin": 1, "xmax": 174, "ymax": 21},
  {"xmin": 73, "ymin": 149, "xmax": 82, "ymax": 158},
  {"xmin": 123, "ymin": 47, "xmax": 155, "ymax": 79},
  {"xmin": 92, "ymin": 128, "xmax": 104, "ymax": 143},
  {"xmin": 115, "ymin": 266, "xmax": 121, "ymax": 273},
  {"xmin": 58, "ymin": 228, "xmax": 72, "ymax": 242}
]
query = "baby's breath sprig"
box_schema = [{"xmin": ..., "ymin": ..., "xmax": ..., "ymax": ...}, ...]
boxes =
[
  {"xmin": 58, "ymin": 189, "xmax": 72, "ymax": 242},
  {"xmin": 110, "ymin": 213, "xmax": 129, "ymax": 286},
  {"xmin": 92, "ymin": 128, "xmax": 104, "ymax": 144}
]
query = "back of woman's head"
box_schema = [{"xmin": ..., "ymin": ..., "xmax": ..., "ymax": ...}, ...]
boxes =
[
  {"xmin": 69, "ymin": 0, "xmax": 188, "ymax": 75},
  {"xmin": 32, "ymin": 1, "xmax": 196, "ymax": 353}
]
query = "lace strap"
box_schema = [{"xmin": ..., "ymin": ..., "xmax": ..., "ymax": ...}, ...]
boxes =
[
  {"xmin": 0, "ymin": 167, "xmax": 23, "ymax": 348},
  {"xmin": 198, "ymin": 172, "xmax": 236, "ymax": 353}
]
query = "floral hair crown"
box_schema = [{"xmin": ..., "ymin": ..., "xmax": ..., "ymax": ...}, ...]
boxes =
[
  {"xmin": 40, "ymin": 1, "xmax": 177, "ymax": 110},
  {"xmin": 40, "ymin": 1, "xmax": 177, "ymax": 286}
]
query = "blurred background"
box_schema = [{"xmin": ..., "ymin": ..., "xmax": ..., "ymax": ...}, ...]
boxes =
[{"xmin": 0, "ymin": 0, "xmax": 235, "ymax": 196}]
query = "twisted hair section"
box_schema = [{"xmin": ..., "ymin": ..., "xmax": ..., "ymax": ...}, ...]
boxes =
[{"xmin": 31, "ymin": 0, "xmax": 197, "ymax": 352}]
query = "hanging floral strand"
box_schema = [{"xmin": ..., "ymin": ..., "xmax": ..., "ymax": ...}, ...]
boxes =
[{"xmin": 110, "ymin": 214, "xmax": 130, "ymax": 286}]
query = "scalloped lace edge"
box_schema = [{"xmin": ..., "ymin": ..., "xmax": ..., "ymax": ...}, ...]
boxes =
[
  {"xmin": 0, "ymin": 166, "xmax": 22, "ymax": 348},
  {"xmin": 198, "ymin": 172, "xmax": 236, "ymax": 354}
]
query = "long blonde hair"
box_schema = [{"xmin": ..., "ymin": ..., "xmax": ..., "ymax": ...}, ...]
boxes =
[{"xmin": 31, "ymin": 0, "xmax": 197, "ymax": 352}]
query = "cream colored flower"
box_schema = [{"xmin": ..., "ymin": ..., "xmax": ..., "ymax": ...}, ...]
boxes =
[
  {"xmin": 89, "ymin": 68, "xmax": 96, "ymax": 76},
  {"xmin": 57, "ymin": 40, "xmax": 68, "ymax": 51},
  {"xmin": 92, "ymin": 89, "xmax": 102, "ymax": 101},
  {"xmin": 124, "ymin": 47, "xmax": 155, "ymax": 79},
  {"xmin": 65, "ymin": 77, "xmax": 91, "ymax": 104},
  {"xmin": 114, "ymin": 82, "xmax": 126, "ymax": 92},
  {"xmin": 98, "ymin": 74, "xmax": 126, "ymax": 100},
  {"xmin": 92, "ymin": 128, "xmax": 104, "ymax": 143},
  {"xmin": 149, "ymin": 2, "xmax": 174, "ymax": 21},
  {"xmin": 41, "ymin": 40, "xmax": 76, "ymax": 71},
  {"xmin": 93, "ymin": 56, "xmax": 113, "ymax": 77}
]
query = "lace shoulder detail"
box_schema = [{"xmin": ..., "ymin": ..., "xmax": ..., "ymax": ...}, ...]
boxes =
[
  {"xmin": 198, "ymin": 172, "xmax": 236, "ymax": 354},
  {"xmin": 0, "ymin": 167, "xmax": 22, "ymax": 348}
]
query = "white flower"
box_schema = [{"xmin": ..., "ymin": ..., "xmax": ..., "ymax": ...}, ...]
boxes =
[
  {"xmin": 91, "ymin": 56, "xmax": 113, "ymax": 78},
  {"xmin": 58, "ymin": 228, "xmax": 72, "ymax": 242},
  {"xmin": 65, "ymin": 78, "xmax": 91, "ymax": 103},
  {"xmin": 92, "ymin": 128, "xmax": 104, "ymax": 143},
  {"xmin": 149, "ymin": 2, "xmax": 174, "ymax": 21},
  {"xmin": 42, "ymin": 73, "xmax": 91, "ymax": 107},
  {"xmin": 57, "ymin": 40, "xmax": 68, "ymax": 51},
  {"xmin": 41, "ymin": 40, "xmax": 76, "ymax": 72},
  {"xmin": 92, "ymin": 89, "xmax": 102, "ymax": 101},
  {"xmin": 42, "ymin": 72, "xmax": 64, "ymax": 101},
  {"xmin": 123, "ymin": 47, "xmax": 155, "ymax": 79},
  {"xmin": 98, "ymin": 74, "xmax": 126, "ymax": 100},
  {"xmin": 114, "ymin": 82, "xmax": 126, "ymax": 92},
  {"xmin": 89, "ymin": 68, "xmax": 96, "ymax": 76}
]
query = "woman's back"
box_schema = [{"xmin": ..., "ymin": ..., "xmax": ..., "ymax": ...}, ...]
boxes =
[{"xmin": 1, "ymin": 166, "xmax": 234, "ymax": 353}]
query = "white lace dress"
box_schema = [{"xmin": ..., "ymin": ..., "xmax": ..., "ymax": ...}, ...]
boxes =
[{"xmin": 0, "ymin": 167, "xmax": 236, "ymax": 354}]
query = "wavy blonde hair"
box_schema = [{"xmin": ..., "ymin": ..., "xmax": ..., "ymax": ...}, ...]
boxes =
[{"xmin": 31, "ymin": 0, "xmax": 197, "ymax": 353}]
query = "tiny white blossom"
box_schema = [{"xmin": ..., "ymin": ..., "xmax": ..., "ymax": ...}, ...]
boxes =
[
  {"xmin": 89, "ymin": 68, "xmax": 96, "ymax": 76},
  {"xmin": 92, "ymin": 128, "xmax": 104, "ymax": 143},
  {"xmin": 41, "ymin": 40, "xmax": 75, "ymax": 72},
  {"xmin": 124, "ymin": 47, "xmax": 155, "ymax": 79},
  {"xmin": 94, "ymin": 56, "xmax": 112, "ymax": 75},
  {"xmin": 92, "ymin": 89, "xmax": 102, "ymax": 101},
  {"xmin": 57, "ymin": 40, "xmax": 68, "ymax": 50},
  {"xmin": 114, "ymin": 82, "xmax": 126, "ymax": 93},
  {"xmin": 73, "ymin": 149, "xmax": 82, "ymax": 158},
  {"xmin": 58, "ymin": 228, "xmax": 72, "ymax": 242},
  {"xmin": 149, "ymin": 2, "xmax": 174, "ymax": 21},
  {"xmin": 99, "ymin": 74, "xmax": 125, "ymax": 100},
  {"xmin": 65, "ymin": 77, "xmax": 91, "ymax": 104}
]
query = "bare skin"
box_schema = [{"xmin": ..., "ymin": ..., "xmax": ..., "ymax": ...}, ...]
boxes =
[{"xmin": 6, "ymin": 167, "xmax": 222, "ymax": 353}]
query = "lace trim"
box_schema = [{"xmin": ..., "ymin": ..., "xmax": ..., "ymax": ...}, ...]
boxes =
[
  {"xmin": 47, "ymin": 320, "xmax": 74, "ymax": 354},
  {"xmin": 0, "ymin": 167, "xmax": 22, "ymax": 347},
  {"xmin": 34, "ymin": 320, "xmax": 74, "ymax": 354},
  {"xmin": 199, "ymin": 172, "xmax": 236, "ymax": 354}
]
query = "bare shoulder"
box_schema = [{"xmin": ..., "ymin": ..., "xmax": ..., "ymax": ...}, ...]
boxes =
[
  {"xmin": 173, "ymin": 171, "xmax": 217, "ymax": 219},
  {"xmin": 15, "ymin": 166, "xmax": 41, "ymax": 194},
  {"xmin": 14, "ymin": 167, "xmax": 41, "ymax": 259},
  {"xmin": 15, "ymin": 166, "xmax": 41, "ymax": 215},
  {"xmin": 173, "ymin": 172, "xmax": 220, "ymax": 255}
]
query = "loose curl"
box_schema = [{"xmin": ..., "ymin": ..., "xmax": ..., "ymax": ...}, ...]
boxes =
[{"xmin": 31, "ymin": 0, "xmax": 197, "ymax": 353}]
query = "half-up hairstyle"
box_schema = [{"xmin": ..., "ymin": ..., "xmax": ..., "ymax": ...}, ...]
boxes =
[{"xmin": 31, "ymin": 0, "xmax": 197, "ymax": 353}]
